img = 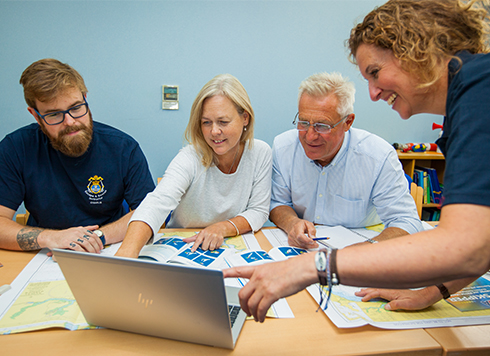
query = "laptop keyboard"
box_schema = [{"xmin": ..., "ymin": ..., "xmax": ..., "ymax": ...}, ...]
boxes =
[{"xmin": 228, "ymin": 305, "xmax": 241, "ymax": 327}]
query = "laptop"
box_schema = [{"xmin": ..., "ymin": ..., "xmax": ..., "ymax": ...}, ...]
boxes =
[{"xmin": 53, "ymin": 248, "xmax": 247, "ymax": 349}]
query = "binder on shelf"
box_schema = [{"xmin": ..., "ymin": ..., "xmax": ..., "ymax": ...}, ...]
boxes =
[
  {"xmin": 413, "ymin": 169, "xmax": 425, "ymax": 201},
  {"xmin": 423, "ymin": 171, "xmax": 429, "ymax": 204},
  {"xmin": 415, "ymin": 166, "xmax": 442, "ymax": 204}
]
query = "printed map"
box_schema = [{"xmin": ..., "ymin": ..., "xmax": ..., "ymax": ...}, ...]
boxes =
[
  {"xmin": 308, "ymin": 282, "xmax": 490, "ymax": 329},
  {"xmin": 0, "ymin": 280, "xmax": 92, "ymax": 333}
]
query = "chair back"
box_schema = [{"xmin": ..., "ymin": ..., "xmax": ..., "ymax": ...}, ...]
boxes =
[{"xmin": 410, "ymin": 182, "xmax": 423, "ymax": 219}]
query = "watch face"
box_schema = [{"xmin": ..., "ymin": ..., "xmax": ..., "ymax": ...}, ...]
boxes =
[
  {"xmin": 94, "ymin": 230, "xmax": 103, "ymax": 238},
  {"xmin": 316, "ymin": 251, "xmax": 327, "ymax": 271}
]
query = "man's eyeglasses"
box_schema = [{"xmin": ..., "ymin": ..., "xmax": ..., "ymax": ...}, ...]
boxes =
[
  {"xmin": 293, "ymin": 113, "xmax": 349, "ymax": 134},
  {"xmin": 34, "ymin": 97, "xmax": 89, "ymax": 126}
]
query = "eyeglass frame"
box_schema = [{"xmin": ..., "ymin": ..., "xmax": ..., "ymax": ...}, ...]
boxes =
[
  {"xmin": 292, "ymin": 112, "xmax": 350, "ymax": 134},
  {"xmin": 33, "ymin": 96, "xmax": 89, "ymax": 126}
]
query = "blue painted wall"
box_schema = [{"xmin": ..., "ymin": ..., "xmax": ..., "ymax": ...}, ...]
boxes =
[{"xmin": 0, "ymin": 0, "xmax": 444, "ymax": 187}]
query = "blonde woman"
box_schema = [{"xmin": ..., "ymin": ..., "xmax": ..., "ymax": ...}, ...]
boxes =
[{"xmin": 116, "ymin": 74, "xmax": 272, "ymax": 258}]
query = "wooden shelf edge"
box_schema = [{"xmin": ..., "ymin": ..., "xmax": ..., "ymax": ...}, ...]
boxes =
[
  {"xmin": 397, "ymin": 151, "xmax": 445, "ymax": 160},
  {"xmin": 423, "ymin": 203, "xmax": 441, "ymax": 208}
]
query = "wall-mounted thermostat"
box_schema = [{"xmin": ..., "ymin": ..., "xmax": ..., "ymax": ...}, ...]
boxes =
[{"xmin": 162, "ymin": 85, "xmax": 179, "ymax": 110}]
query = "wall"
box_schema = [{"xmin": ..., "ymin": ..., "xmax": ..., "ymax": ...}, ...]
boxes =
[{"xmin": 0, "ymin": 0, "xmax": 444, "ymax": 186}]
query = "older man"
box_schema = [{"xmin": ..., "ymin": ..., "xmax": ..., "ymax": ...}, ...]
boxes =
[
  {"xmin": 270, "ymin": 72, "xmax": 422, "ymax": 248},
  {"xmin": 0, "ymin": 59, "xmax": 155, "ymax": 253}
]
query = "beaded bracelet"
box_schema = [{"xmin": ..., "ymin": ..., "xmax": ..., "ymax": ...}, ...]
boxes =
[
  {"xmin": 331, "ymin": 248, "xmax": 340, "ymax": 285},
  {"xmin": 316, "ymin": 247, "xmax": 341, "ymax": 311}
]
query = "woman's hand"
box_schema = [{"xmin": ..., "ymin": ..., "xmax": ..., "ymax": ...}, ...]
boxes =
[{"xmin": 183, "ymin": 222, "xmax": 226, "ymax": 252}]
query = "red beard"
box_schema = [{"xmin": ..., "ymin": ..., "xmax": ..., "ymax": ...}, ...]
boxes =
[{"xmin": 40, "ymin": 114, "xmax": 94, "ymax": 157}]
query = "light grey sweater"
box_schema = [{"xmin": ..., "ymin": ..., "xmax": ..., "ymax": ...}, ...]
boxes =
[{"xmin": 131, "ymin": 139, "xmax": 272, "ymax": 235}]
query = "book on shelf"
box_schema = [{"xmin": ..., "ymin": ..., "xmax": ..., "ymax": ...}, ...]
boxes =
[
  {"xmin": 413, "ymin": 169, "xmax": 426, "ymax": 203},
  {"xmin": 138, "ymin": 236, "xmax": 229, "ymax": 269},
  {"xmin": 414, "ymin": 166, "xmax": 443, "ymax": 205},
  {"xmin": 421, "ymin": 207, "xmax": 440, "ymax": 221}
]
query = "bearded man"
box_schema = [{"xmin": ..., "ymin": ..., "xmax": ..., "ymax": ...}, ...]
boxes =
[{"xmin": 0, "ymin": 59, "xmax": 155, "ymax": 253}]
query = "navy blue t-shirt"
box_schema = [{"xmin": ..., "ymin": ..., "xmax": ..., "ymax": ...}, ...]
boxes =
[
  {"xmin": 436, "ymin": 51, "xmax": 490, "ymax": 207},
  {"xmin": 0, "ymin": 121, "xmax": 155, "ymax": 229}
]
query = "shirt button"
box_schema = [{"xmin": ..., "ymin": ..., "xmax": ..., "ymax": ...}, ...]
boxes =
[
  {"xmin": 316, "ymin": 216, "xmax": 320, "ymax": 220},
  {"xmin": 322, "ymin": 172, "xmax": 326, "ymax": 176},
  {"xmin": 319, "ymin": 194, "xmax": 323, "ymax": 197}
]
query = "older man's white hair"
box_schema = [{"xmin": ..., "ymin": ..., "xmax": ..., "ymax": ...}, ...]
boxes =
[{"xmin": 298, "ymin": 72, "xmax": 355, "ymax": 117}]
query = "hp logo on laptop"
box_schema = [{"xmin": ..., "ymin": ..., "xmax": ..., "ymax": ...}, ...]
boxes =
[{"xmin": 138, "ymin": 293, "xmax": 153, "ymax": 308}]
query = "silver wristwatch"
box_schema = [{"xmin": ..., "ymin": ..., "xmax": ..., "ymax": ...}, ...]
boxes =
[
  {"xmin": 315, "ymin": 249, "xmax": 328, "ymax": 285},
  {"xmin": 93, "ymin": 229, "xmax": 106, "ymax": 245}
]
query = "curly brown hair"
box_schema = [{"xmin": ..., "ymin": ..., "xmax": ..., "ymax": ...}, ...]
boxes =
[{"xmin": 348, "ymin": 0, "xmax": 490, "ymax": 88}]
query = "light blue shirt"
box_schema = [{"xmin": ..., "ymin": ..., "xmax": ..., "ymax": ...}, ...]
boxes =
[{"xmin": 271, "ymin": 128, "xmax": 422, "ymax": 234}]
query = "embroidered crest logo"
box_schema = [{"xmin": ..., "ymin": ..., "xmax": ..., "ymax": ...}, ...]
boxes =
[
  {"xmin": 85, "ymin": 175, "xmax": 107, "ymax": 204},
  {"xmin": 88, "ymin": 175, "xmax": 104, "ymax": 194}
]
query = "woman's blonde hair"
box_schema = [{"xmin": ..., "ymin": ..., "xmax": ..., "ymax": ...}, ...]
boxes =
[
  {"xmin": 184, "ymin": 74, "xmax": 254, "ymax": 167},
  {"xmin": 348, "ymin": 0, "xmax": 490, "ymax": 88}
]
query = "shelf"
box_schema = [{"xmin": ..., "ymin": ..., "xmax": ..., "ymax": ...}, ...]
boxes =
[
  {"xmin": 396, "ymin": 151, "xmax": 445, "ymax": 160},
  {"xmin": 397, "ymin": 150, "xmax": 445, "ymax": 221},
  {"xmin": 423, "ymin": 203, "xmax": 440, "ymax": 208},
  {"xmin": 397, "ymin": 150, "xmax": 445, "ymax": 186}
]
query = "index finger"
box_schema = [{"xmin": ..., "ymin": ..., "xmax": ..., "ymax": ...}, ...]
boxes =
[
  {"xmin": 298, "ymin": 224, "xmax": 318, "ymax": 248},
  {"xmin": 190, "ymin": 231, "xmax": 205, "ymax": 252},
  {"xmin": 83, "ymin": 225, "xmax": 100, "ymax": 230},
  {"xmin": 357, "ymin": 289, "xmax": 392, "ymax": 303},
  {"xmin": 222, "ymin": 266, "xmax": 255, "ymax": 279},
  {"xmin": 355, "ymin": 288, "xmax": 375, "ymax": 297},
  {"xmin": 305, "ymin": 223, "xmax": 317, "ymax": 239},
  {"xmin": 294, "ymin": 233, "xmax": 318, "ymax": 249}
]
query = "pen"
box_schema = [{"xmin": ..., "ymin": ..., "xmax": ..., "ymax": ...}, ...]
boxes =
[{"xmin": 312, "ymin": 237, "xmax": 330, "ymax": 241}]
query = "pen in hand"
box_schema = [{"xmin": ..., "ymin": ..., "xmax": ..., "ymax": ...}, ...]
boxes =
[
  {"xmin": 312, "ymin": 237, "xmax": 330, "ymax": 241},
  {"xmin": 304, "ymin": 233, "xmax": 329, "ymax": 240}
]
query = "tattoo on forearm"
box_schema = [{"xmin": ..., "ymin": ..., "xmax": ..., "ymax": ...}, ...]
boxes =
[{"xmin": 17, "ymin": 228, "xmax": 43, "ymax": 250}]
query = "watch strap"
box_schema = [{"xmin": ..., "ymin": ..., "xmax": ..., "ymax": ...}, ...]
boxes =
[
  {"xmin": 437, "ymin": 284, "xmax": 450, "ymax": 299},
  {"xmin": 330, "ymin": 248, "xmax": 339, "ymax": 285}
]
